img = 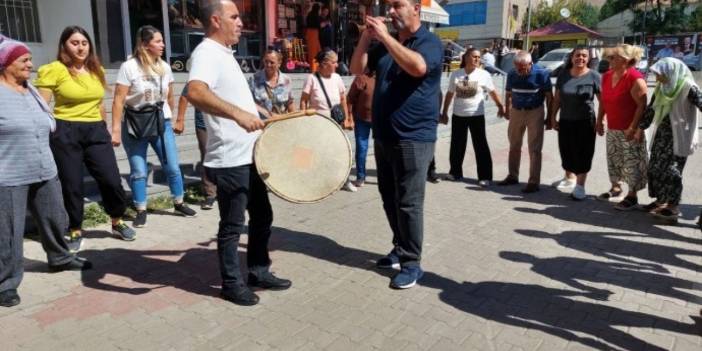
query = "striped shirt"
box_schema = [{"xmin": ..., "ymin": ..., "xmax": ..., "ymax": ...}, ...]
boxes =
[{"xmin": 0, "ymin": 83, "xmax": 57, "ymax": 186}]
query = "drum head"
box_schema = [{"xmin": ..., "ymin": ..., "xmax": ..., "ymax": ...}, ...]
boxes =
[{"xmin": 254, "ymin": 115, "xmax": 352, "ymax": 203}]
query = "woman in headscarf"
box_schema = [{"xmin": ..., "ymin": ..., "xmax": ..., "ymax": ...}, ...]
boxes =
[
  {"xmin": 0, "ymin": 35, "xmax": 92, "ymax": 307},
  {"xmin": 638, "ymin": 58, "xmax": 700, "ymax": 222}
]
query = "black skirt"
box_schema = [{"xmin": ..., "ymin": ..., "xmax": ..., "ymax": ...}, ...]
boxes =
[{"xmin": 558, "ymin": 119, "xmax": 596, "ymax": 174}]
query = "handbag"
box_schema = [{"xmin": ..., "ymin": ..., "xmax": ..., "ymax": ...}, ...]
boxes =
[
  {"xmin": 123, "ymin": 75, "xmax": 168, "ymax": 163},
  {"xmin": 315, "ymin": 72, "xmax": 345, "ymax": 125}
]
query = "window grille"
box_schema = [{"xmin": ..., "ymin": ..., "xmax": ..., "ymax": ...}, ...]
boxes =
[{"xmin": 0, "ymin": 0, "xmax": 41, "ymax": 43}]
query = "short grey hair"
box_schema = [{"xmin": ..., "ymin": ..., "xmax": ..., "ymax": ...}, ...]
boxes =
[
  {"xmin": 199, "ymin": 0, "xmax": 232, "ymax": 31},
  {"xmin": 513, "ymin": 50, "xmax": 532, "ymax": 64}
]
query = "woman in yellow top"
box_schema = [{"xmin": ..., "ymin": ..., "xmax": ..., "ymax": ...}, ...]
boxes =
[{"xmin": 35, "ymin": 26, "xmax": 135, "ymax": 250}]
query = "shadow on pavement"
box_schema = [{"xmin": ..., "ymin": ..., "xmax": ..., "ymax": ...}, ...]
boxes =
[
  {"xmin": 515, "ymin": 229, "xmax": 702, "ymax": 273},
  {"xmin": 270, "ymin": 227, "xmax": 701, "ymax": 350},
  {"xmin": 73, "ymin": 239, "xmax": 221, "ymax": 297},
  {"xmin": 499, "ymin": 251, "xmax": 702, "ymax": 304}
]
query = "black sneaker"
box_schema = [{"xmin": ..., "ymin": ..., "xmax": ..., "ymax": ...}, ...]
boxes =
[
  {"xmin": 427, "ymin": 173, "xmax": 441, "ymax": 183},
  {"xmin": 220, "ymin": 287, "xmax": 260, "ymax": 306},
  {"xmin": 0, "ymin": 289, "xmax": 20, "ymax": 307},
  {"xmin": 133, "ymin": 210, "xmax": 147, "ymax": 228},
  {"xmin": 174, "ymin": 203, "xmax": 197, "ymax": 217},
  {"xmin": 112, "ymin": 221, "xmax": 136, "ymax": 241},
  {"xmin": 49, "ymin": 258, "xmax": 93, "ymax": 272},
  {"xmin": 65, "ymin": 229, "xmax": 83, "ymax": 253},
  {"xmin": 248, "ymin": 272, "xmax": 292, "ymax": 290},
  {"xmin": 201, "ymin": 196, "xmax": 216, "ymax": 210}
]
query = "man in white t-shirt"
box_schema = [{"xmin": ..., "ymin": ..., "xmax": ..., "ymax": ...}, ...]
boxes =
[{"xmin": 186, "ymin": 0, "xmax": 291, "ymax": 306}]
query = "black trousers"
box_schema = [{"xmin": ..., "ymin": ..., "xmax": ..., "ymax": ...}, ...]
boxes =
[
  {"xmin": 50, "ymin": 120, "xmax": 128, "ymax": 229},
  {"xmin": 374, "ymin": 140, "xmax": 434, "ymax": 267},
  {"xmin": 206, "ymin": 164, "xmax": 273, "ymax": 291},
  {"xmin": 449, "ymin": 115, "xmax": 493, "ymax": 181}
]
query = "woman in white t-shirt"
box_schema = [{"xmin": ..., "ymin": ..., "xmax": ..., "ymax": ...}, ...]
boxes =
[
  {"xmin": 442, "ymin": 48, "xmax": 505, "ymax": 186},
  {"xmin": 111, "ymin": 25, "xmax": 196, "ymax": 228},
  {"xmin": 300, "ymin": 49, "xmax": 355, "ymax": 190}
]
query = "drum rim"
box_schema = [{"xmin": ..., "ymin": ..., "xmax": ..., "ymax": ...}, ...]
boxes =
[{"xmin": 253, "ymin": 114, "xmax": 353, "ymax": 204}]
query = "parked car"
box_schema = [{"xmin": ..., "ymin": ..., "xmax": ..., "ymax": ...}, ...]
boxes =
[
  {"xmin": 683, "ymin": 53, "xmax": 701, "ymax": 71},
  {"xmin": 537, "ymin": 48, "xmax": 571, "ymax": 77}
]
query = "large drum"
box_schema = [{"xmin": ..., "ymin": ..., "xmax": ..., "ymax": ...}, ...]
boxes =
[{"xmin": 254, "ymin": 111, "xmax": 352, "ymax": 203}]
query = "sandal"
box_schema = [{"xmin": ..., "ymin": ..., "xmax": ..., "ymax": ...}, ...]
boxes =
[
  {"xmin": 652, "ymin": 208, "xmax": 680, "ymax": 223},
  {"xmin": 597, "ymin": 188, "xmax": 622, "ymax": 202},
  {"xmin": 614, "ymin": 196, "xmax": 638, "ymax": 211}
]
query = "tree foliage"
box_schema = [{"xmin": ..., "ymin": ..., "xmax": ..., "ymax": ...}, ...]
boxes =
[
  {"xmin": 629, "ymin": 0, "xmax": 693, "ymax": 35},
  {"xmin": 599, "ymin": 0, "xmax": 638, "ymax": 21},
  {"xmin": 524, "ymin": 0, "xmax": 601, "ymax": 32}
]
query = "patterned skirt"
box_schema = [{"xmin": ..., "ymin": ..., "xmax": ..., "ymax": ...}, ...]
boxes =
[
  {"xmin": 606, "ymin": 129, "xmax": 648, "ymax": 191},
  {"xmin": 648, "ymin": 117, "xmax": 688, "ymax": 205}
]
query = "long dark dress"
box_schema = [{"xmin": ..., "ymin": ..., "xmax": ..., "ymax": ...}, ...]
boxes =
[{"xmin": 640, "ymin": 85, "xmax": 702, "ymax": 205}]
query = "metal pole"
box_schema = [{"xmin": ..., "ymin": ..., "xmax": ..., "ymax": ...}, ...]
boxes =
[
  {"xmin": 642, "ymin": 0, "xmax": 647, "ymax": 45},
  {"xmin": 524, "ymin": 0, "xmax": 532, "ymax": 50}
]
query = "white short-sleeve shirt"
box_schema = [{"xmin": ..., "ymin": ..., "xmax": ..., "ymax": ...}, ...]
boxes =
[
  {"xmin": 447, "ymin": 68, "xmax": 495, "ymax": 117},
  {"xmin": 116, "ymin": 57, "xmax": 175, "ymax": 118},
  {"xmin": 301, "ymin": 73, "xmax": 346, "ymax": 113},
  {"xmin": 188, "ymin": 38, "xmax": 261, "ymax": 168}
]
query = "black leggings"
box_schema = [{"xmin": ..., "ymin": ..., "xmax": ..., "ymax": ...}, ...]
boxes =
[{"xmin": 50, "ymin": 120, "xmax": 128, "ymax": 229}]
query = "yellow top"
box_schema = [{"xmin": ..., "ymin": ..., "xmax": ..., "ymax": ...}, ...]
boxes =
[{"xmin": 34, "ymin": 61, "xmax": 105, "ymax": 122}]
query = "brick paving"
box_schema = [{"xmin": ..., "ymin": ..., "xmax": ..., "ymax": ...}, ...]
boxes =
[{"xmin": 2, "ymin": 112, "xmax": 702, "ymax": 350}]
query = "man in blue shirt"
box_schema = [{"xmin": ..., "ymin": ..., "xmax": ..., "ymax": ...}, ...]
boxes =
[
  {"xmin": 350, "ymin": 0, "xmax": 442, "ymax": 289},
  {"xmin": 498, "ymin": 51, "xmax": 553, "ymax": 193}
]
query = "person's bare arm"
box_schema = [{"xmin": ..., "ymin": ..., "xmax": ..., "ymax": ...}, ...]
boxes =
[
  {"xmin": 628, "ymin": 78, "xmax": 648, "ymax": 142},
  {"xmin": 350, "ymin": 29, "xmax": 373, "ymax": 76},
  {"xmin": 186, "ymin": 80, "xmax": 264, "ymax": 132},
  {"xmin": 111, "ymin": 84, "xmax": 130, "ymax": 146},
  {"xmin": 442, "ymin": 91, "xmax": 454, "ymax": 117},
  {"xmin": 544, "ymin": 91, "xmax": 554, "ymax": 128},
  {"xmin": 340, "ymin": 94, "xmax": 353, "ymax": 130},
  {"xmin": 38, "ymin": 89, "xmax": 53, "ymax": 104},
  {"xmin": 548, "ymin": 90, "xmax": 560, "ymax": 131},
  {"xmin": 175, "ymin": 95, "xmax": 189, "ymax": 135},
  {"xmin": 596, "ymin": 95, "xmax": 606, "ymax": 136},
  {"xmin": 299, "ymin": 92, "xmax": 310, "ymax": 111},
  {"xmin": 488, "ymin": 90, "xmax": 505, "ymax": 117},
  {"xmin": 504, "ymin": 91, "xmax": 512, "ymax": 120}
]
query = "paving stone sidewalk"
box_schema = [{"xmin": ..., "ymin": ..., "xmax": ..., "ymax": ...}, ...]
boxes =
[{"xmin": 2, "ymin": 118, "xmax": 701, "ymax": 351}]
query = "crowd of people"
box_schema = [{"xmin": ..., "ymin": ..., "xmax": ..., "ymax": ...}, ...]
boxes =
[{"xmin": 0, "ymin": 0, "xmax": 700, "ymax": 309}]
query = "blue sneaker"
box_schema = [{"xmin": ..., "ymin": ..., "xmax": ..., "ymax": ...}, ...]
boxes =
[
  {"xmin": 376, "ymin": 251, "xmax": 400, "ymax": 269},
  {"xmin": 390, "ymin": 266, "xmax": 424, "ymax": 289}
]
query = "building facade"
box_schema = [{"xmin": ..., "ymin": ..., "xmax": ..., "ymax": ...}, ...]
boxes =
[
  {"xmin": 2, "ymin": 0, "xmax": 446, "ymax": 73},
  {"xmin": 435, "ymin": 0, "xmax": 534, "ymax": 49}
]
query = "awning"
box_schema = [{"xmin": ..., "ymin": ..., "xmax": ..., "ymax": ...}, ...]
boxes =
[{"xmin": 420, "ymin": 0, "xmax": 449, "ymax": 25}]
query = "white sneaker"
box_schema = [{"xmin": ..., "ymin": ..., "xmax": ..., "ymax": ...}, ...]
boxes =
[
  {"xmin": 552, "ymin": 177, "xmax": 575, "ymax": 189},
  {"xmin": 478, "ymin": 180, "xmax": 490, "ymax": 187},
  {"xmin": 343, "ymin": 180, "xmax": 358, "ymax": 192},
  {"xmin": 571, "ymin": 185, "xmax": 586, "ymax": 200}
]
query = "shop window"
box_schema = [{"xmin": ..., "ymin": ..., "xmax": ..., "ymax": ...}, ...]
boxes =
[
  {"xmin": 0, "ymin": 0, "xmax": 41, "ymax": 42},
  {"xmin": 445, "ymin": 1, "xmax": 487, "ymax": 27}
]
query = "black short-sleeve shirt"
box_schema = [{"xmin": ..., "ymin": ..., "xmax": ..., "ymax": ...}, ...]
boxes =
[{"xmin": 368, "ymin": 26, "xmax": 443, "ymax": 142}]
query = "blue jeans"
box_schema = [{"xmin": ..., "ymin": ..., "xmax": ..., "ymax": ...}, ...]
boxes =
[
  {"xmin": 354, "ymin": 118, "xmax": 372, "ymax": 181},
  {"xmin": 122, "ymin": 120, "xmax": 184, "ymax": 209},
  {"xmin": 374, "ymin": 140, "xmax": 435, "ymax": 268}
]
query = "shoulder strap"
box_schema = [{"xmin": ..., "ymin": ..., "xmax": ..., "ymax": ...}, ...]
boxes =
[{"xmin": 315, "ymin": 72, "xmax": 334, "ymax": 110}]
